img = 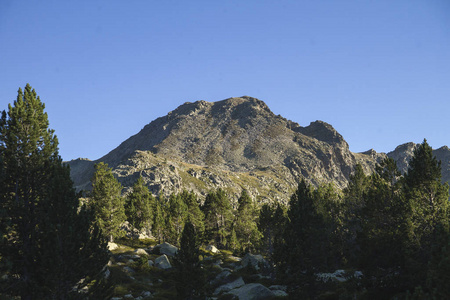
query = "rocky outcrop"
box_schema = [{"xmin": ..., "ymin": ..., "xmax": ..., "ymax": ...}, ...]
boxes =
[{"xmin": 67, "ymin": 97, "xmax": 450, "ymax": 203}]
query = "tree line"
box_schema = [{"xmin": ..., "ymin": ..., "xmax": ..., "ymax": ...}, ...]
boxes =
[{"xmin": 1, "ymin": 85, "xmax": 449, "ymax": 299}]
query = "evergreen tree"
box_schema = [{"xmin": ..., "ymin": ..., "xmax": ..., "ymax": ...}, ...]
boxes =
[
  {"xmin": 125, "ymin": 176, "xmax": 153, "ymax": 236},
  {"xmin": 0, "ymin": 84, "xmax": 109, "ymax": 299},
  {"xmin": 167, "ymin": 192, "xmax": 188, "ymax": 245},
  {"xmin": 343, "ymin": 164, "xmax": 370, "ymax": 265},
  {"xmin": 275, "ymin": 179, "xmax": 327, "ymax": 297},
  {"xmin": 91, "ymin": 162, "xmax": 126, "ymax": 242},
  {"xmin": 234, "ymin": 189, "xmax": 261, "ymax": 252},
  {"xmin": 402, "ymin": 139, "xmax": 450, "ymax": 293},
  {"xmin": 201, "ymin": 189, "xmax": 233, "ymax": 248},
  {"xmin": 258, "ymin": 203, "xmax": 286, "ymax": 258},
  {"xmin": 152, "ymin": 195, "xmax": 165, "ymax": 243},
  {"xmin": 180, "ymin": 190, "xmax": 205, "ymax": 238},
  {"xmin": 173, "ymin": 221, "xmax": 205, "ymax": 299},
  {"xmin": 357, "ymin": 159, "xmax": 409, "ymax": 297},
  {"xmin": 312, "ymin": 183, "xmax": 345, "ymax": 270}
]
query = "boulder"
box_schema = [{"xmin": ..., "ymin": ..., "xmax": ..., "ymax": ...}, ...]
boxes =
[
  {"xmin": 240, "ymin": 253, "xmax": 268, "ymax": 271},
  {"xmin": 227, "ymin": 283, "xmax": 275, "ymax": 300},
  {"xmin": 107, "ymin": 242, "xmax": 118, "ymax": 251},
  {"xmin": 135, "ymin": 248, "xmax": 149, "ymax": 256},
  {"xmin": 206, "ymin": 244, "xmax": 220, "ymax": 253},
  {"xmin": 155, "ymin": 254, "xmax": 172, "ymax": 269},
  {"xmin": 272, "ymin": 289, "xmax": 288, "ymax": 297},
  {"xmin": 141, "ymin": 291, "xmax": 152, "ymax": 297},
  {"xmin": 269, "ymin": 285, "xmax": 287, "ymax": 291},
  {"xmin": 211, "ymin": 270, "xmax": 232, "ymax": 286},
  {"xmin": 148, "ymin": 259, "xmax": 154, "ymax": 267},
  {"xmin": 316, "ymin": 269, "xmax": 347, "ymax": 283},
  {"xmin": 155, "ymin": 242, "xmax": 178, "ymax": 257},
  {"xmin": 213, "ymin": 277, "xmax": 245, "ymax": 295}
]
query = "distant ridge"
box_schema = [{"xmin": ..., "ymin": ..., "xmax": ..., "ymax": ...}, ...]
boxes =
[{"xmin": 67, "ymin": 96, "xmax": 450, "ymax": 203}]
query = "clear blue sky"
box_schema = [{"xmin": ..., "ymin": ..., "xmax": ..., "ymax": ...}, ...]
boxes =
[{"xmin": 1, "ymin": 0, "xmax": 449, "ymax": 161}]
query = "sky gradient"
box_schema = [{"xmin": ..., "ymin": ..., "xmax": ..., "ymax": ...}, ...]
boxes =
[{"xmin": 1, "ymin": 0, "xmax": 449, "ymax": 161}]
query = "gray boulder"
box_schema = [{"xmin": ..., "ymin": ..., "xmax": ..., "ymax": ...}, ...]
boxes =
[
  {"xmin": 155, "ymin": 254, "xmax": 172, "ymax": 269},
  {"xmin": 272, "ymin": 289, "xmax": 288, "ymax": 297},
  {"xmin": 155, "ymin": 242, "xmax": 178, "ymax": 256},
  {"xmin": 213, "ymin": 277, "xmax": 245, "ymax": 295},
  {"xmin": 211, "ymin": 270, "xmax": 232, "ymax": 286},
  {"xmin": 240, "ymin": 253, "xmax": 268, "ymax": 271},
  {"xmin": 227, "ymin": 283, "xmax": 275, "ymax": 300}
]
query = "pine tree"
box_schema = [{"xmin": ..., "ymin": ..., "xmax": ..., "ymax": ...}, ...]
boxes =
[
  {"xmin": 343, "ymin": 164, "xmax": 370, "ymax": 265},
  {"xmin": 91, "ymin": 162, "xmax": 126, "ymax": 242},
  {"xmin": 275, "ymin": 179, "xmax": 327, "ymax": 297},
  {"xmin": 202, "ymin": 189, "xmax": 233, "ymax": 248},
  {"xmin": 402, "ymin": 139, "xmax": 450, "ymax": 292},
  {"xmin": 357, "ymin": 159, "xmax": 409, "ymax": 297},
  {"xmin": 167, "ymin": 193, "xmax": 188, "ymax": 245},
  {"xmin": 152, "ymin": 194, "xmax": 166, "ymax": 243},
  {"xmin": 173, "ymin": 221, "xmax": 205, "ymax": 299},
  {"xmin": 0, "ymin": 84, "xmax": 109, "ymax": 299},
  {"xmin": 234, "ymin": 189, "xmax": 261, "ymax": 252},
  {"xmin": 180, "ymin": 190, "xmax": 205, "ymax": 238},
  {"xmin": 125, "ymin": 176, "xmax": 153, "ymax": 236},
  {"xmin": 258, "ymin": 203, "xmax": 286, "ymax": 258}
]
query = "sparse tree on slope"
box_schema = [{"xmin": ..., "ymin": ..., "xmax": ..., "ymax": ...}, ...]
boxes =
[
  {"xmin": 91, "ymin": 162, "xmax": 126, "ymax": 242},
  {"xmin": 0, "ymin": 84, "xmax": 109, "ymax": 299},
  {"xmin": 234, "ymin": 189, "xmax": 261, "ymax": 252},
  {"xmin": 173, "ymin": 221, "xmax": 205, "ymax": 300},
  {"xmin": 202, "ymin": 189, "xmax": 233, "ymax": 248},
  {"xmin": 125, "ymin": 176, "xmax": 153, "ymax": 236},
  {"xmin": 402, "ymin": 139, "xmax": 450, "ymax": 294}
]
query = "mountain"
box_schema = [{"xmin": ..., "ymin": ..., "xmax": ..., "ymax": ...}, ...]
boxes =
[{"xmin": 67, "ymin": 96, "xmax": 449, "ymax": 203}]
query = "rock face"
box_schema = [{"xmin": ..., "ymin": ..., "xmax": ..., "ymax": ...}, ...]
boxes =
[{"xmin": 67, "ymin": 96, "xmax": 450, "ymax": 203}]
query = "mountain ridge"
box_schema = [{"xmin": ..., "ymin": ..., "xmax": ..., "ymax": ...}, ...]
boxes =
[{"xmin": 67, "ymin": 96, "xmax": 450, "ymax": 203}]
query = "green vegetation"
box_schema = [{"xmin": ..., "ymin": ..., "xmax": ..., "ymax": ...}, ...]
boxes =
[
  {"xmin": 91, "ymin": 162, "xmax": 126, "ymax": 242},
  {"xmin": 2, "ymin": 85, "xmax": 449, "ymax": 299},
  {"xmin": 125, "ymin": 176, "xmax": 154, "ymax": 235},
  {"xmin": 0, "ymin": 84, "xmax": 109, "ymax": 299}
]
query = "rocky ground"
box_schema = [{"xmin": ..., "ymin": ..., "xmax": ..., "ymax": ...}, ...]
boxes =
[{"xmin": 106, "ymin": 238, "xmax": 288, "ymax": 300}]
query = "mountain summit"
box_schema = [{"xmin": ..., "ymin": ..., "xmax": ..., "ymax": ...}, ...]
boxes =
[{"xmin": 67, "ymin": 96, "xmax": 448, "ymax": 202}]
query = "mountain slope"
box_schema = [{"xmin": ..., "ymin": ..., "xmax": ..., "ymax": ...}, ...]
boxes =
[{"xmin": 67, "ymin": 96, "xmax": 448, "ymax": 203}]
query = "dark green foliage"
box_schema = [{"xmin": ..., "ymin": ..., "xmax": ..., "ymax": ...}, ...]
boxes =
[
  {"xmin": 357, "ymin": 158, "xmax": 409, "ymax": 296},
  {"xmin": 180, "ymin": 190, "xmax": 205, "ymax": 237},
  {"xmin": 166, "ymin": 192, "xmax": 188, "ymax": 245},
  {"xmin": 342, "ymin": 164, "xmax": 370, "ymax": 265},
  {"xmin": 173, "ymin": 221, "xmax": 205, "ymax": 299},
  {"xmin": 152, "ymin": 194, "xmax": 166, "ymax": 243},
  {"xmin": 233, "ymin": 190, "xmax": 261, "ymax": 252},
  {"xmin": 125, "ymin": 176, "xmax": 153, "ymax": 235},
  {"xmin": 312, "ymin": 183, "xmax": 346, "ymax": 270},
  {"xmin": 91, "ymin": 162, "xmax": 126, "ymax": 242},
  {"xmin": 0, "ymin": 85, "xmax": 109, "ymax": 299},
  {"xmin": 275, "ymin": 179, "xmax": 330, "ymax": 297},
  {"xmin": 258, "ymin": 203, "xmax": 286, "ymax": 258},
  {"xmin": 201, "ymin": 189, "xmax": 233, "ymax": 248},
  {"xmin": 402, "ymin": 139, "xmax": 450, "ymax": 294}
]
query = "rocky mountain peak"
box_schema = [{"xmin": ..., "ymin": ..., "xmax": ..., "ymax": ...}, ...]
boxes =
[
  {"xmin": 296, "ymin": 120, "xmax": 346, "ymax": 146},
  {"xmin": 67, "ymin": 97, "xmax": 448, "ymax": 203}
]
